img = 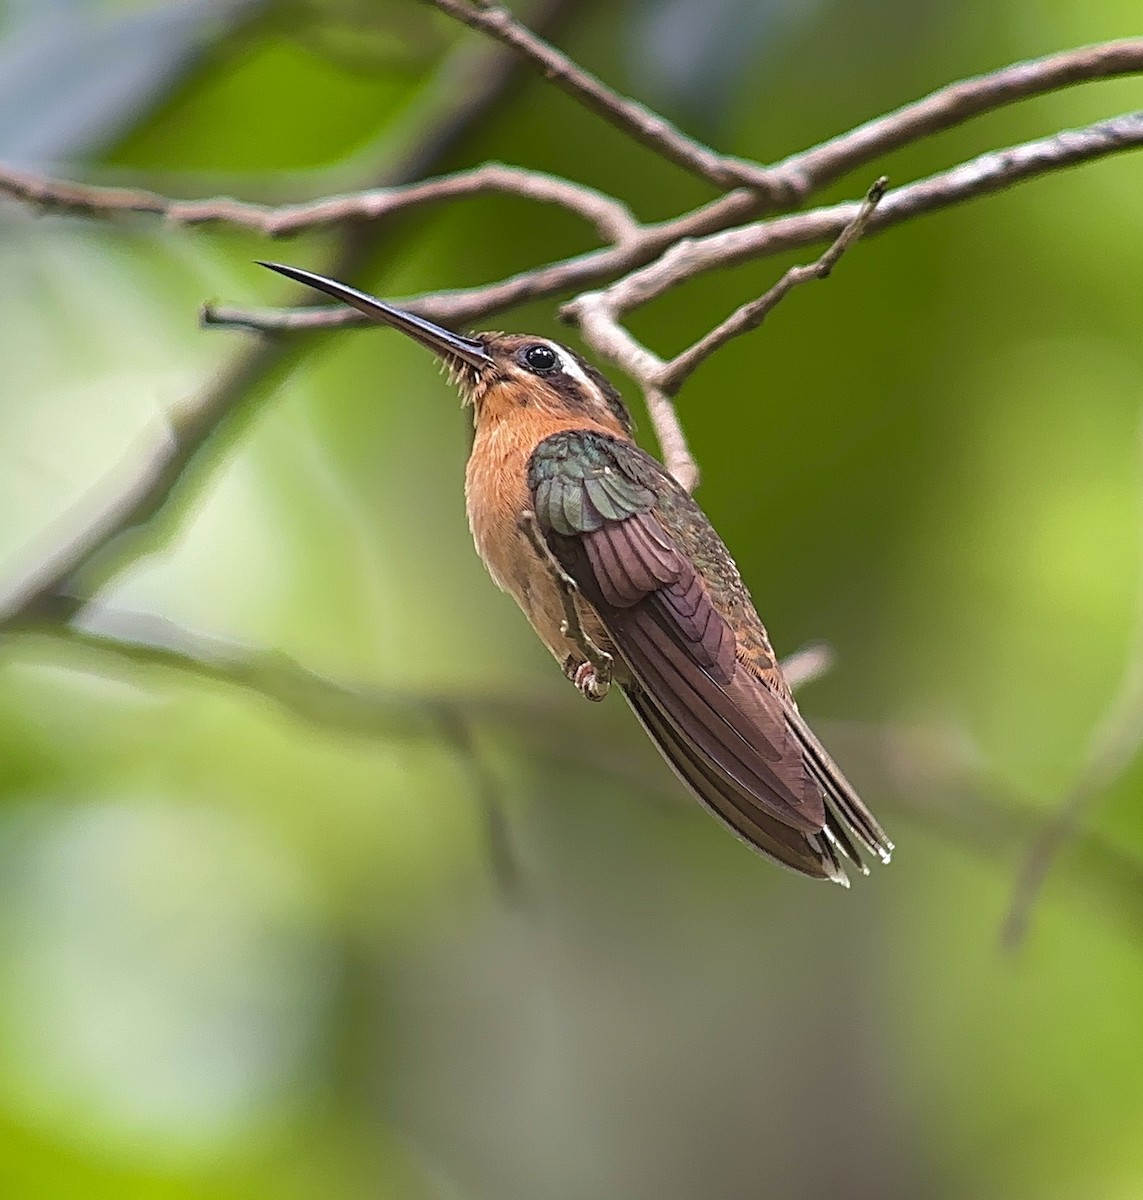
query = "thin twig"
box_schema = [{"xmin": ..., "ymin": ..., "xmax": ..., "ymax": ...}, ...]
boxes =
[
  {"xmin": 574, "ymin": 114, "xmax": 1143, "ymax": 322},
  {"xmin": 422, "ymin": 12, "xmax": 1143, "ymax": 202},
  {"xmin": 435, "ymin": 706, "xmax": 525, "ymax": 900},
  {"xmin": 1001, "ymin": 419, "xmax": 1143, "ymax": 950},
  {"xmin": 19, "ymin": 609, "xmax": 1143, "ymax": 940},
  {"xmin": 0, "ymin": 0, "xmax": 580, "ymax": 632},
  {"xmin": 4, "ymin": 18, "xmax": 1143, "ymax": 924},
  {"xmin": 9, "ymin": 606, "xmax": 825, "ymax": 739},
  {"xmin": 561, "ymin": 177, "xmax": 886, "ymax": 485},
  {"xmin": 7, "ymin": 38, "xmax": 1136, "ymax": 244},
  {"xmin": 642, "ymin": 384, "xmax": 698, "ymax": 492},
  {"xmin": 12, "ymin": 612, "xmax": 528, "ymax": 735},
  {"xmin": 658, "ymin": 177, "xmax": 886, "ymax": 394},
  {"xmin": 0, "ymin": 161, "xmax": 640, "ymax": 246},
  {"xmin": 518, "ymin": 510, "xmax": 613, "ymax": 697},
  {"xmin": 826, "ymin": 721, "xmax": 1143, "ymax": 941},
  {"xmin": 781, "ymin": 642, "xmax": 836, "ymax": 692},
  {"xmin": 421, "ymin": 0, "xmax": 789, "ymax": 197},
  {"xmin": 562, "ymin": 115, "xmax": 1142, "ymax": 483},
  {"xmin": 203, "ymin": 111, "xmax": 1143, "ymax": 337},
  {"xmin": 200, "ymin": 109, "xmax": 1142, "ymax": 492},
  {"xmin": 1000, "ymin": 711, "xmax": 1143, "ymax": 952},
  {"xmin": 775, "ymin": 38, "xmax": 1143, "ymax": 194}
]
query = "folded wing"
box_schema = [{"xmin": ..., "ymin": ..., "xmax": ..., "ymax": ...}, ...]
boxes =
[{"xmin": 528, "ymin": 430, "xmax": 892, "ymax": 882}]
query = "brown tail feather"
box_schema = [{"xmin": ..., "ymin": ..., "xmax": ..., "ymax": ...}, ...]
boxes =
[
  {"xmin": 785, "ymin": 707, "xmax": 893, "ymax": 866},
  {"xmin": 622, "ymin": 682, "xmax": 849, "ymax": 883}
]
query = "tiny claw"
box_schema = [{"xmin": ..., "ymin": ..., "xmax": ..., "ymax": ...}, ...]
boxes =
[{"xmin": 565, "ymin": 657, "xmax": 609, "ymax": 702}]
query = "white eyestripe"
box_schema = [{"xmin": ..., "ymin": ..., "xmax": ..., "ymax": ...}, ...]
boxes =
[{"xmin": 544, "ymin": 342, "xmax": 595, "ymax": 392}]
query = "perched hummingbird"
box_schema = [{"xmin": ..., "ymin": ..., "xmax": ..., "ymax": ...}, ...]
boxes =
[{"xmin": 259, "ymin": 262, "xmax": 892, "ymax": 884}]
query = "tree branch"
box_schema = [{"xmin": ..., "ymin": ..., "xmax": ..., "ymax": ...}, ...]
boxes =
[
  {"xmin": 421, "ymin": 0, "xmax": 790, "ymax": 197},
  {"xmin": 548, "ymin": 172, "xmax": 882, "ymax": 488},
  {"xmin": 1001, "ymin": 419, "xmax": 1143, "ymax": 950},
  {"xmin": 15, "ymin": 612, "xmax": 1143, "ymax": 938},
  {"xmin": 571, "ymin": 113, "xmax": 1143, "ymax": 324},
  {"xmin": 435, "ymin": 706, "xmax": 525, "ymax": 899},
  {"xmin": 656, "ymin": 178, "xmax": 885, "ymax": 395},
  {"xmin": 773, "ymin": 38, "xmax": 1143, "ymax": 194},
  {"xmin": 4, "ymin": 19, "xmax": 1143, "ymax": 917},
  {"xmin": 201, "ymin": 111, "xmax": 1143, "ymax": 339},
  {"xmin": 0, "ymin": 0, "xmax": 581, "ymax": 632},
  {"xmin": 778, "ymin": 642, "xmax": 835, "ymax": 692},
  {"xmin": 0, "ymin": 161, "xmax": 639, "ymax": 246},
  {"xmin": 49, "ymin": 111, "xmax": 1134, "ymax": 540},
  {"xmin": 9, "ymin": 606, "xmax": 826, "ymax": 739}
]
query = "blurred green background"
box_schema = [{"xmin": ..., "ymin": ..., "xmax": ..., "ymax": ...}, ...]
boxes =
[{"xmin": 1, "ymin": 1, "xmax": 1142, "ymax": 1197}]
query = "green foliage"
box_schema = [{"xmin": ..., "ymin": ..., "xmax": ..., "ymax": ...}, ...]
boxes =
[{"xmin": 1, "ymin": 1, "xmax": 1142, "ymax": 1197}]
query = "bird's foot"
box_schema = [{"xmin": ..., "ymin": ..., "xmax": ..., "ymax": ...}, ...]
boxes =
[{"xmin": 564, "ymin": 655, "xmax": 609, "ymax": 702}]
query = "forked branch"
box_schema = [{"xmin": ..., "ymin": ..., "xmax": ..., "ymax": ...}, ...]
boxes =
[
  {"xmin": 2, "ymin": 18, "xmax": 1139, "ymax": 637},
  {"xmin": 197, "ymin": 111, "xmax": 1143, "ymax": 339},
  {"xmin": 421, "ymin": 0, "xmax": 791, "ymax": 196},
  {"xmin": 565, "ymin": 177, "xmax": 888, "ymax": 486},
  {"xmin": 1, "ymin": 4, "xmax": 1141, "ymax": 929},
  {"xmin": 662, "ymin": 177, "xmax": 887, "ymax": 393}
]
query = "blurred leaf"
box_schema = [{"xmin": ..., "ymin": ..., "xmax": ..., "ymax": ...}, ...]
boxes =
[
  {"xmin": 0, "ymin": 0, "xmax": 266, "ymax": 164},
  {"xmin": 625, "ymin": 0, "xmax": 824, "ymax": 133},
  {"xmin": 0, "ymin": 799, "xmax": 334, "ymax": 1167},
  {"xmin": 3, "ymin": 0, "xmax": 1143, "ymax": 1197},
  {"xmin": 277, "ymin": 0, "xmax": 448, "ymax": 77}
]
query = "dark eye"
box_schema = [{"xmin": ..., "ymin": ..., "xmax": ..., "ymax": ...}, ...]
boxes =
[{"xmin": 521, "ymin": 343, "xmax": 559, "ymax": 373}]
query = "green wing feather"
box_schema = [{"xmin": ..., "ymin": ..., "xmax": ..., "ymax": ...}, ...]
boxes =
[
  {"xmin": 528, "ymin": 430, "xmax": 656, "ymax": 535},
  {"xmin": 525, "ymin": 428, "xmax": 892, "ymax": 883}
]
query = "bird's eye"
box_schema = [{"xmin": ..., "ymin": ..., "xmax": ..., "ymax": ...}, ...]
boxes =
[{"xmin": 521, "ymin": 343, "xmax": 559, "ymax": 373}]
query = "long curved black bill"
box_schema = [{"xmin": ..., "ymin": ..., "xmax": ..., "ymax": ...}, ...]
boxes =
[{"xmin": 258, "ymin": 261, "xmax": 493, "ymax": 370}]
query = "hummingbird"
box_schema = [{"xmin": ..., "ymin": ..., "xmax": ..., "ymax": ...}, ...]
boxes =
[{"xmin": 259, "ymin": 261, "xmax": 892, "ymax": 884}]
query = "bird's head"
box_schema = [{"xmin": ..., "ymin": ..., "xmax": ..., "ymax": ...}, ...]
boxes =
[{"xmin": 258, "ymin": 262, "xmax": 633, "ymax": 436}]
